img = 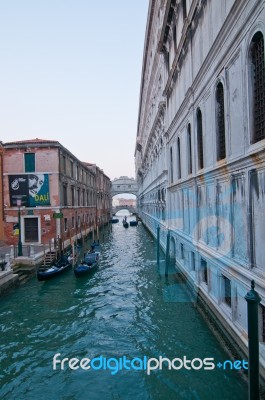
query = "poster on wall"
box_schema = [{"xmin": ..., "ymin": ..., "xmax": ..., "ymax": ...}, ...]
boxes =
[{"xmin": 9, "ymin": 174, "xmax": 50, "ymax": 207}]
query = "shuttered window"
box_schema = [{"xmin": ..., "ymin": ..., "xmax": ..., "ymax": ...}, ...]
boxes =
[{"xmin": 24, "ymin": 153, "xmax": 35, "ymax": 172}]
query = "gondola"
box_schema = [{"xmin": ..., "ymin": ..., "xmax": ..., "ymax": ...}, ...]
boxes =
[
  {"xmin": 37, "ymin": 255, "xmax": 71, "ymax": 281},
  {"xmin": 74, "ymin": 252, "xmax": 99, "ymax": 278},
  {"xmin": 122, "ymin": 218, "xmax": 129, "ymax": 228}
]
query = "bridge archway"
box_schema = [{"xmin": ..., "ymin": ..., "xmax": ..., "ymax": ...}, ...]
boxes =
[
  {"xmin": 111, "ymin": 176, "xmax": 138, "ymax": 197},
  {"xmin": 111, "ymin": 177, "xmax": 138, "ymax": 216}
]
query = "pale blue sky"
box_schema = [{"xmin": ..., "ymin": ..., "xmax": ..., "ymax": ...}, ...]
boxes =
[{"xmin": 0, "ymin": 0, "xmax": 149, "ymax": 180}]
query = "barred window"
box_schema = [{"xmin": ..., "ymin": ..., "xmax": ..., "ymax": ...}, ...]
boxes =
[
  {"xmin": 222, "ymin": 275, "xmax": 231, "ymax": 307},
  {"xmin": 187, "ymin": 123, "xmax": 192, "ymax": 174},
  {"xmin": 197, "ymin": 108, "xmax": 204, "ymax": 169},
  {"xmin": 170, "ymin": 146, "xmax": 173, "ymax": 183},
  {"xmin": 63, "ymin": 184, "xmax": 67, "ymax": 206},
  {"xmin": 216, "ymin": 82, "xmax": 226, "ymax": 160},
  {"xmin": 173, "ymin": 24, "xmax": 177, "ymax": 52},
  {"xmin": 191, "ymin": 251, "xmax": 195, "ymax": 271},
  {"xmin": 181, "ymin": 243, "xmax": 184, "ymax": 259},
  {"xmin": 177, "ymin": 137, "xmax": 181, "ymax": 179},
  {"xmin": 182, "ymin": 0, "xmax": 187, "ymax": 20},
  {"xmin": 201, "ymin": 259, "xmax": 208, "ymax": 285},
  {"xmin": 250, "ymin": 32, "xmax": 265, "ymax": 143}
]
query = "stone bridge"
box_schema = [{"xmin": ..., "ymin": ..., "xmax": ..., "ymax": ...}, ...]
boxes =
[
  {"xmin": 112, "ymin": 205, "xmax": 136, "ymax": 215},
  {"xmin": 111, "ymin": 176, "xmax": 138, "ymax": 197}
]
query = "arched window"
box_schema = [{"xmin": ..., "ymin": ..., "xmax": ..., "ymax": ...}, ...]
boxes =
[
  {"xmin": 177, "ymin": 137, "xmax": 181, "ymax": 179},
  {"xmin": 197, "ymin": 108, "xmax": 204, "ymax": 169},
  {"xmin": 216, "ymin": 82, "xmax": 226, "ymax": 160},
  {"xmin": 250, "ymin": 32, "xmax": 265, "ymax": 143},
  {"xmin": 187, "ymin": 123, "xmax": 192, "ymax": 174},
  {"xmin": 170, "ymin": 146, "xmax": 173, "ymax": 183}
]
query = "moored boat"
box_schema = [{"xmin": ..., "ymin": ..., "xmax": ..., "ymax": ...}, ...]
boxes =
[
  {"xmin": 37, "ymin": 255, "xmax": 71, "ymax": 281},
  {"xmin": 129, "ymin": 220, "xmax": 138, "ymax": 226},
  {"xmin": 111, "ymin": 218, "xmax": 119, "ymax": 223},
  {"xmin": 74, "ymin": 252, "xmax": 99, "ymax": 278},
  {"xmin": 122, "ymin": 218, "xmax": 129, "ymax": 228}
]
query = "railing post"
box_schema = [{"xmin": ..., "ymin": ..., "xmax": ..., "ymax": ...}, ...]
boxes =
[
  {"xmin": 157, "ymin": 225, "xmax": 160, "ymax": 266},
  {"xmin": 245, "ymin": 280, "xmax": 261, "ymax": 400}
]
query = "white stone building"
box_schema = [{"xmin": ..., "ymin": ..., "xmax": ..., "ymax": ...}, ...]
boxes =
[{"xmin": 135, "ymin": 0, "xmax": 265, "ymax": 373}]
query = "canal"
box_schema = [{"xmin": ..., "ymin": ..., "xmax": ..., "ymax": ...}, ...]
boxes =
[{"xmin": 1, "ymin": 214, "xmax": 247, "ymax": 400}]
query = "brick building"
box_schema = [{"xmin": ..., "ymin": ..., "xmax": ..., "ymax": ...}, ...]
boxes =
[
  {"xmin": 2, "ymin": 139, "xmax": 111, "ymax": 248},
  {"xmin": 0, "ymin": 142, "xmax": 4, "ymax": 243}
]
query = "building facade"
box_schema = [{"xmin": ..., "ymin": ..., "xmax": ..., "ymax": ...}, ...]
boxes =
[
  {"xmin": 3, "ymin": 139, "xmax": 111, "ymax": 249},
  {"xmin": 135, "ymin": 0, "xmax": 265, "ymax": 371},
  {"xmin": 0, "ymin": 142, "xmax": 4, "ymax": 243}
]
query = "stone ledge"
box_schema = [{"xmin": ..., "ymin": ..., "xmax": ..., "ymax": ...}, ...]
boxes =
[{"xmin": 0, "ymin": 272, "xmax": 19, "ymax": 296}]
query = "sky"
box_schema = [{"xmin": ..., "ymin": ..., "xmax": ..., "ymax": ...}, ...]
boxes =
[{"xmin": 0, "ymin": 0, "xmax": 149, "ymax": 181}]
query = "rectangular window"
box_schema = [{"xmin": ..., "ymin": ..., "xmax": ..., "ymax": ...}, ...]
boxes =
[
  {"xmin": 222, "ymin": 275, "xmax": 231, "ymax": 307},
  {"xmin": 24, "ymin": 153, "xmax": 35, "ymax": 172},
  {"xmin": 70, "ymin": 161, "xmax": 74, "ymax": 178},
  {"xmin": 63, "ymin": 185, "xmax": 67, "ymax": 206},
  {"xmin": 62, "ymin": 155, "xmax": 66, "ymax": 173},
  {"xmin": 191, "ymin": 251, "xmax": 195, "ymax": 271},
  {"xmin": 170, "ymin": 147, "xmax": 173, "ymax": 183},
  {"xmin": 71, "ymin": 186, "xmax": 75, "ymax": 206},
  {"xmin": 180, "ymin": 243, "xmax": 184, "ymax": 260},
  {"xmin": 182, "ymin": 0, "xmax": 187, "ymax": 19},
  {"xmin": 24, "ymin": 217, "xmax": 38, "ymax": 242},
  {"xmin": 77, "ymin": 189, "xmax": 80, "ymax": 206},
  {"xmin": 201, "ymin": 259, "xmax": 208, "ymax": 285},
  {"xmin": 64, "ymin": 218, "xmax": 68, "ymax": 232}
]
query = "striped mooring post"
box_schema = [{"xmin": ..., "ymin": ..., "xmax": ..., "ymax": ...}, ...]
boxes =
[{"xmin": 245, "ymin": 280, "xmax": 261, "ymax": 400}]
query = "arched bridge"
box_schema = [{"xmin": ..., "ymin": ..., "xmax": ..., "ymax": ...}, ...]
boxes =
[
  {"xmin": 112, "ymin": 205, "xmax": 136, "ymax": 215},
  {"xmin": 111, "ymin": 176, "xmax": 138, "ymax": 197}
]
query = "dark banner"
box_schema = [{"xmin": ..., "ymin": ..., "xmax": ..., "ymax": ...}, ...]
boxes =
[{"xmin": 9, "ymin": 174, "xmax": 50, "ymax": 207}]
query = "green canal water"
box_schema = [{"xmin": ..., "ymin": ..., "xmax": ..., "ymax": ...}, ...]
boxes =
[{"xmin": 0, "ymin": 216, "xmax": 248, "ymax": 400}]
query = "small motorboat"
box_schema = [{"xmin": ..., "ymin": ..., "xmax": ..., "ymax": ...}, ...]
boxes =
[
  {"xmin": 37, "ymin": 255, "xmax": 71, "ymax": 281},
  {"xmin": 129, "ymin": 220, "xmax": 138, "ymax": 226},
  {"xmin": 74, "ymin": 252, "xmax": 99, "ymax": 278},
  {"xmin": 111, "ymin": 218, "xmax": 119, "ymax": 223}
]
